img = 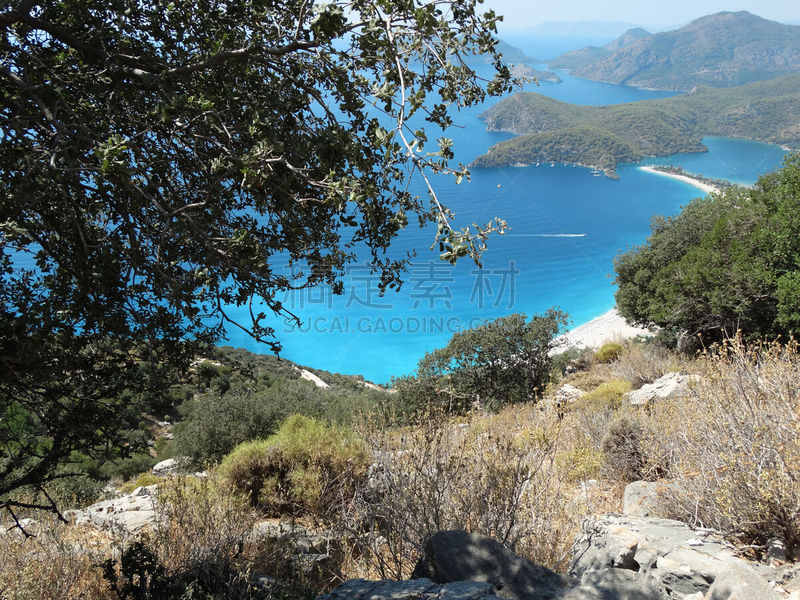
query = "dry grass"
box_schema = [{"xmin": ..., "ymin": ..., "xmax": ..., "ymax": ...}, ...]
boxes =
[
  {"xmin": 612, "ymin": 341, "xmax": 685, "ymax": 388},
  {"xmin": 348, "ymin": 404, "xmax": 578, "ymax": 579},
  {"xmin": 0, "ymin": 520, "xmax": 114, "ymax": 600},
  {"xmin": 5, "ymin": 337, "xmax": 799, "ymax": 596},
  {"xmin": 655, "ymin": 339, "xmax": 800, "ymax": 557}
]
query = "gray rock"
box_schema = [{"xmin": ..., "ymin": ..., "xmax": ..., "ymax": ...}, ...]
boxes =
[
  {"xmin": 569, "ymin": 515, "xmax": 772, "ymax": 599},
  {"xmin": 622, "ymin": 481, "xmax": 670, "ymax": 517},
  {"xmin": 576, "ymin": 569, "xmax": 666, "ymax": 599},
  {"xmin": 412, "ymin": 530, "xmax": 568, "ymax": 599},
  {"xmin": 152, "ymin": 457, "xmax": 185, "ymax": 476},
  {"xmin": 68, "ymin": 484, "xmax": 159, "ymax": 533},
  {"xmin": 316, "ymin": 578, "xmax": 502, "ymax": 600},
  {"xmin": 556, "ymin": 384, "xmax": 585, "ymax": 405},
  {"xmin": 625, "ymin": 372, "xmax": 699, "ymax": 406},
  {"xmin": 706, "ymin": 563, "xmax": 782, "ymax": 600},
  {"xmin": 251, "ymin": 520, "xmax": 337, "ymax": 554},
  {"xmin": 765, "ymin": 538, "xmax": 786, "ymax": 564}
]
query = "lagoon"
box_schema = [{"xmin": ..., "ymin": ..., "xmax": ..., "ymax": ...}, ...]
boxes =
[{"xmin": 226, "ymin": 55, "xmax": 789, "ymax": 384}]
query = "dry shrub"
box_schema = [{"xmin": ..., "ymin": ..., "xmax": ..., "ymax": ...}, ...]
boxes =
[
  {"xmin": 148, "ymin": 475, "xmax": 260, "ymax": 591},
  {"xmin": 350, "ymin": 405, "xmax": 575, "ymax": 579},
  {"xmin": 0, "ymin": 519, "xmax": 113, "ymax": 600},
  {"xmin": 220, "ymin": 414, "xmax": 369, "ymax": 521},
  {"xmin": 107, "ymin": 474, "xmax": 323, "ymax": 598},
  {"xmin": 612, "ymin": 342, "xmax": 682, "ymax": 388},
  {"xmin": 663, "ymin": 339, "xmax": 800, "ymax": 556},
  {"xmin": 601, "ymin": 416, "xmax": 648, "ymax": 483}
]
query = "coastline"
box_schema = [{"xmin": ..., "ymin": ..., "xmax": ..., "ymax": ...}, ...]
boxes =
[
  {"xmin": 556, "ymin": 308, "xmax": 653, "ymax": 351},
  {"xmin": 638, "ymin": 165, "xmax": 720, "ymax": 194}
]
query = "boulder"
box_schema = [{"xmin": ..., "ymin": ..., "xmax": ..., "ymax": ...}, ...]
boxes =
[
  {"xmin": 622, "ymin": 481, "xmax": 671, "ymax": 517},
  {"xmin": 706, "ymin": 563, "xmax": 782, "ymax": 600},
  {"xmin": 412, "ymin": 529, "xmax": 568, "ymax": 599},
  {"xmin": 322, "ymin": 519, "xmax": 785, "ymax": 600},
  {"xmin": 67, "ymin": 484, "xmax": 159, "ymax": 533},
  {"xmin": 569, "ymin": 514, "xmax": 777, "ymax": 599},
  {"xmin": 152, "ymin": 457, "xmax": 185, "ymax": 476},
  {"xmin": 625, "ymin": 372, "xmax": 699, "ymax": 406},
  {"xmin": 556, "ymin": 384, "xmax": 585, "ymax": 405}
]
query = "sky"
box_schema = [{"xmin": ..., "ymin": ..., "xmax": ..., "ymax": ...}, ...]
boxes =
[{"xmin": 484, "ymin": 0, "xmax": 800, "ymax": 31}]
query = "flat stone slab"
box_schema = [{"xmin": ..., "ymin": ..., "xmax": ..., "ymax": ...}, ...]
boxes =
[
  {"xmin": 66, "ymin": 484, "xmax": 159, "ymax": 533},
  {"xmin": 316, "ymin": 578, "xmax": 502, "ymax": 600},
  {"xmin": 625, "ymin": 372, "xmax": 700, "ymax": 406}
]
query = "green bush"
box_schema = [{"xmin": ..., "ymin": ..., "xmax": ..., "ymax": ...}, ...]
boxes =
[
  {"xmin": 594, "ymin": 342, "xmax": 624, "ymax": 364},
  {"xmin": 119, "ymin": 474, "xmax": 164, "ymax": 495},
  {"xmin": 410, "ymin": 311, "xmax": 569, "ymax": 412},
  {"xmin": 174, "ymin": 377, "xmax": 385, "ymax": 467},
  {"xmin": 100, "ymin": 452, "xmax": 158, "ymax": 482},
  {"xmin": 573, "ymin": 379, "xmax": 632, "ymax": 412},
  {"xmin": 219, "ymin": 415, "xmax": 369, "ymax": 519}
]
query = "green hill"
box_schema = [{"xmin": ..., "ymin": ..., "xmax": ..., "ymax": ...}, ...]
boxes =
[
  {"xmin": 549, "ymin": 27, "xmax": 650, "ymax": 70},
  {"xmin": 570, "ymin": 12, "xmax": 800, "ymax": 90},
  {"xmin": 473, "ymin": 73, "xmax": 800, "ymax": 172},
  {"xmin": 466, "ymin": 39, "xmax": 538, "ymax": 65}
]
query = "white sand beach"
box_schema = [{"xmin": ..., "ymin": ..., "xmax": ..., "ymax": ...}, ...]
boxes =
[
  {"xmin": 639, "ymin": 165, "xmax": 719, "ymax": 194},
  {"xmin": 556, "ymin": 309, "xmax": 653, "ymax": 351}
]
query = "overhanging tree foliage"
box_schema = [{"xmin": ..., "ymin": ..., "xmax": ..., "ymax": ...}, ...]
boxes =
[{"xmin": 0, "ymin": 0, "xmax": 514, "ymax": 512}]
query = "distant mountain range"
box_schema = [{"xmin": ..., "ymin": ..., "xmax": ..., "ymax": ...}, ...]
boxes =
[
  {"xmin": 549, "ymin": 11, "xmax": 800, "ymax": 91},
  {"xmin": 473, "ymin": 72, "xmax": 800, "ymax": 173},
  {"xmin": 548, "ymin": 28, "xmax": 650, "ymax": 70}
]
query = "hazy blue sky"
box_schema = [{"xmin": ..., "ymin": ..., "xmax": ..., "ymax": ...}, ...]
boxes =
[{"xmin": 484, "ymin": 0, "xmax": 800, "ymax": 31}]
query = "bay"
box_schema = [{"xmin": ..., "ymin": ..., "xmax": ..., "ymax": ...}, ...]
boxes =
[{"xmin": 225, "ymin": 57, "xmax": 789, "ymax": 384}]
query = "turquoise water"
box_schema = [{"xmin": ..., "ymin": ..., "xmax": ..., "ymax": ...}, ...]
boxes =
[{"xmin": 224, "ymin": 64, "xmax": 789, "ymax": 383}]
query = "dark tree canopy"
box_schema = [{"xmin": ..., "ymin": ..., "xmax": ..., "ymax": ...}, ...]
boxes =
[
  {"xmin": 396, "ymin": 311, "xmax": 568, "ymax": 412},
  {"xmin": 0, "ymin": 0, "xmax": 514, "ymax": 510},
  {"xmin": 614, "ymin": 153, "xmax": 800, "ymax": 345}
]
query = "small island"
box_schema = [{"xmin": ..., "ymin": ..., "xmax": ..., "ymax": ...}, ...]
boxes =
[{"xmin": 511, "ymin": 63, "xmax": 562, "ymax": 84}]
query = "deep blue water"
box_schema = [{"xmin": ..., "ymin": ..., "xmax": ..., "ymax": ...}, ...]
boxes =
[{"xmin": 223, "ymin": 56, "xmax": 788, "ymax": 383}]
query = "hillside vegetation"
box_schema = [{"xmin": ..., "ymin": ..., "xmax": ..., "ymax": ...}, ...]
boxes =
[
  {"xmin": 615, "ymin": 153, "xmax": 800, "ymax": 346},
  {"xmin": 473, "ymin": 73, "xmax": 800, "ymax": 171},
  {"xmin": 560, "ymin": 12, "xmax": 800, "ymax": 90},
  {"xmin": 4, "ymin": 335, "xmax": 799, "ymax": 598}
]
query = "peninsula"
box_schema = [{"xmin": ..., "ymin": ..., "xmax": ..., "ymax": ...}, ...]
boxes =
[
  {"xmin": 472, "ymin": 72, "xmax": 800, "ymax": 174},
  {"xmin": 639, "ymin": 165, "xmax": 731, "ymax": 194}
]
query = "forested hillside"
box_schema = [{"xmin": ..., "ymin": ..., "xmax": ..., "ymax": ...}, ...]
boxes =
[{"xmin": 473, "ymin": 73, "xmax": 800, "ymax": 172}]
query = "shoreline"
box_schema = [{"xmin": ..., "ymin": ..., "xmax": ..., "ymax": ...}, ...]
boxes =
[
  {"xmin": 638, "ymin": 165, "xmax": 720, "ymax": 194},
  {"xmin": 556, "ymin": 308, "xmax": 653, "ymax": 351}
]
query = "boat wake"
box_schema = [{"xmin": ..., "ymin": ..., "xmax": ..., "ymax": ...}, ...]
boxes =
[{"xmin": 509, "ymin": 233, "xmax": 587, "ymax": 238}]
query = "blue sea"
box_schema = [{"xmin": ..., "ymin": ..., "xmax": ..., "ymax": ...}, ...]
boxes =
[{"xmin": 224, "ymin": 40, "xmax": 790, "ymax": 384}]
